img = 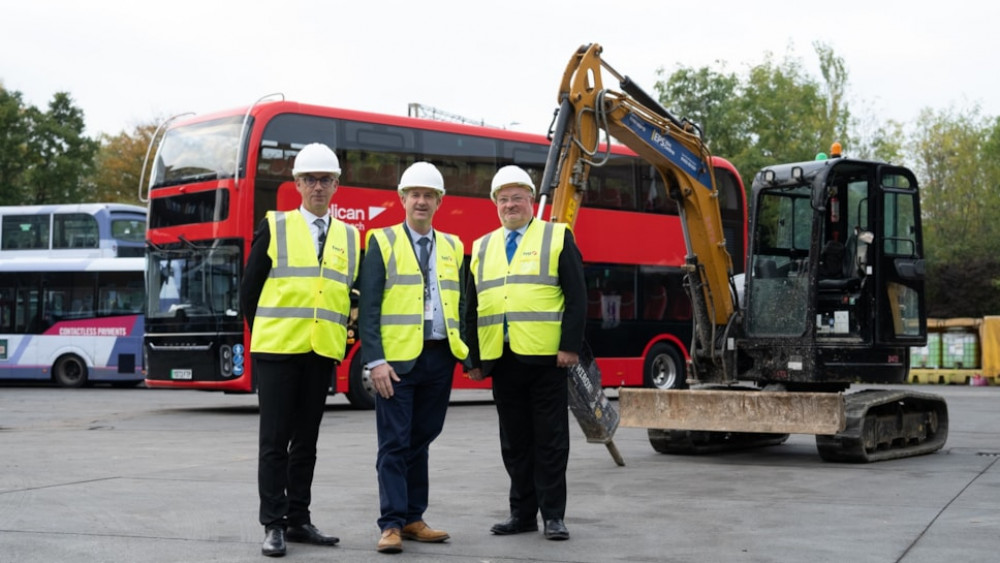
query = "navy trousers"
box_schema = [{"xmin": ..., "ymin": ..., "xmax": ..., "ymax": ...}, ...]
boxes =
[{"xmin": 375, "ymin": 344, "xmax": 454, "ymax": 531}]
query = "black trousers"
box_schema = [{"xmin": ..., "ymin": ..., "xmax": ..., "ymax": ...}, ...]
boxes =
[
  {"xmin": 491, "ymin": 350, "xmax": 570, "ymax": 522},
  {"xmin": 256, "ymin": 352, "xmax": 335, "ymax": 529}
]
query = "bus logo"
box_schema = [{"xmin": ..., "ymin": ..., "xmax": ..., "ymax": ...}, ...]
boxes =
[{"xmin": 330, "ymin": 204, "xmax": 386, "ymax": 222}]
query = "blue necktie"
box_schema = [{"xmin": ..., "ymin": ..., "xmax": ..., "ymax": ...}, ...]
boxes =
[
  {"xmin": 506, "ymin": 231, "xmax": 519, "ymax": 264},
  {"xmin": 503, "ymin": 231, "xmax": 518, "ymax": 340}
]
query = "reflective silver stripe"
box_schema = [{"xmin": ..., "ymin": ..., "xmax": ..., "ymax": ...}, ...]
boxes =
[
  {"xmin": 321, "ymin": 269, "xmax": 352, "ymax": 284},
  {"xmin": 272, "ymin": 265, "xmax": 321, "ymax": 278},
  {"xmin": 474, "ymin": 231, "xmax": 495, "ymax": 293},
  {"xmin": 381, "ymin": 227, "xmax": 424, "ymax": 286},
  {"xmin": 441, "ymin": 232, "xmax": 458, "ymax": 253},
  {"xmin": 478, "ymin": 313, "xmax": 504, "ymax": 327},
  {"xmin": 344, "ymin": 223, "xmax": 358, "ymax": 283},
  {"xmin": 507, "ymin": 311, "xmax": 563, "ymax": 322},
  {"xmin": 317, "ymin": 309, "xmax": 349, "ymax": 324},
  {"xmin": 381, "ymin": 313, "xmax": 423, "ymax": 325},
  {"xmin": 506, "ymin": 273, "xmax": 558, "ymax": 285},
  {"xmin": 446, "ymin": 317, "xmax": 461, "ymax": 331},
  {"xmin": 274, "ymin": 212, "xmax": 289, "ymax": 268},
  {"xmin": 256, "ymin": 306, "xmax": 348, "ymax": 325},
  {"xmin": 477, "ymin": 278, "xmax": 505, "ymax": 291},
  {"xmin": 538, "ymin": 221, "xmax": 554, "ymax": 278},
  {"xmin": 439, "ymin": 279, "xmax": 461, "ymax": 291}
]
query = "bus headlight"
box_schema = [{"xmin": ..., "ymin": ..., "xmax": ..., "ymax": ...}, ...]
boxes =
[{"xmin": 220, "ymin": 344, "xmax": 233, "ymax": 377}]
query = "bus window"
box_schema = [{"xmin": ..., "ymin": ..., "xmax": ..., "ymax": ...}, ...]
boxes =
[
  {"xmin": 54, "ymin": 213, "xmax": 99, "ymax": 249},
  {"xmin": 2, "ymin": 214, "xmax": 49, "ymax": 250}
]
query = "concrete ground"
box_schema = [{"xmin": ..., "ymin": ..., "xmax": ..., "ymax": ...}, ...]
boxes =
[{"xmin": 0, "ymin": 383, "xmax": 997, "ymax": 562}]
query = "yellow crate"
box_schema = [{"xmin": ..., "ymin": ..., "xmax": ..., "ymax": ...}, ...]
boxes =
[{"xmin": 908, "ymin": 369, "xmax": 995, "ymax": 385}]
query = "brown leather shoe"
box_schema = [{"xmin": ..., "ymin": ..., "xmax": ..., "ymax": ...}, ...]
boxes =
[
  {"xmin": 376, "ymin": 528, "xmax": 402, "ymax": 554},
  {"xmin": 401, "ymin": 520, "xmax": 450, "ymax": 543}
]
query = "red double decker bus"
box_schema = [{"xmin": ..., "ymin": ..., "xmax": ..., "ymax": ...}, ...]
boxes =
[{"xmin": 142, "ymin": 99, "xmax": 745, "ymax": 408}]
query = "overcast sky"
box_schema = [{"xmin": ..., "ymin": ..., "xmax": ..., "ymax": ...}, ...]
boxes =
[{"xmin": 3, "ymin": 0, "xmax": 997, "ymax": 144}]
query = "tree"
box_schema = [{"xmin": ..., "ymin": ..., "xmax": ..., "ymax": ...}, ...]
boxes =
[
  {"xmin": 911, "ymin": 105, "xmax": 1000, "ymax": 317},
  {"xmin": 0, "ymin": 86, "xmax": 32, "ymax": 203},
  {"xmin": 654, "ymin": 62, "xmax": 747, "ymax": 160},
  {"xmin": 23, "ymin": 92, "xmax": 99, "ymax": 204},
  {"xmin": 655, "ymin": 42, "xmax": 852, "ymax": 192},
  {"xmin": 87, "ymin": 121, "xmax": 159, "ymax": 205},
  {"xmin": 0, "ymin": 88, "xmax": 98, "ymax": 205}
]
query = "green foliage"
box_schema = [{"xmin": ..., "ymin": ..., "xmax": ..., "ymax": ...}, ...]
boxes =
[
  {"xmin": 655, "ymin": 43, "xmax": 851, "ymax": 192},
  {"xmin": 0, "ymin": 88, "xmax": 31, "ymax": 203},
  {"xmin": 0, "ymin": 87, "xmax": 97, "ymax": 205},
  {"xmin": 652, "ymin": 43, "xmax": 999, "ymax": 317},
  {"xmin": 911, "ymin": 105, "xmax": 1000, "ymax": 316}
]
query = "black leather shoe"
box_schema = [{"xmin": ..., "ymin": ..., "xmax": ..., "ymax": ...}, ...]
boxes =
[
  {"xmin": 490, "ymin": 515, "xmax": 538, "ymax": 535},
  {"xmin": 286, "ymin": 523, "xmax": 340, "ymax": 546},
  {"xmin": 262, "ymin": 527, "xmax": 286, "ymax": 557},
  {"xmin": 544, "ymin": 519, "xmax": 570, "ymax": 540}
]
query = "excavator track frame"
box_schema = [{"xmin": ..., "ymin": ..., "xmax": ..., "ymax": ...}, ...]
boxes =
[{"xmin": 815, "ymin": 389, "xmax": 948, "ymax": 462}]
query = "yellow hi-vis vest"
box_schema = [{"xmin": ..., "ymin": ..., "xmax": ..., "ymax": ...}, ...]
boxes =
[
  {"xmin": 367, "ymin": 224, "xmax": 469, "ymax": 363},
  {"xmin": 250, "ymin": 210, "xmax": 359, "ymax": 360},
  {"xmin": 471, "ymin": 220, "xmax": 566, "ymax": 361}
]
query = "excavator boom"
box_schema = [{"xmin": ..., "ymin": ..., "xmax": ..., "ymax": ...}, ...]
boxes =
[{"xmin": 540, "ymin": 44, "xmax": 737, "ymax": 380}]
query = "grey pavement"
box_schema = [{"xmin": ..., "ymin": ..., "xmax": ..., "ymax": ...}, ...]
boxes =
[{"xmin": 0, "ymin": 383, "xmax": 997, "ymax": 562}]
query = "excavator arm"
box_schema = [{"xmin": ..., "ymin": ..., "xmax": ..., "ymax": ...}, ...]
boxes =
[{"xmin": 539, "ymin": 43, "xmax": 737, "ymax": 382}]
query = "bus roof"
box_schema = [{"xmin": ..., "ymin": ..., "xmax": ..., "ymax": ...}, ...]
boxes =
[
  {"xmin": 0, "ymin": 257, "xmax": 145, "ymax": 273},
  {"xmin": 0, "ymin": 203, "xmax": 147, "ymax": 216}
]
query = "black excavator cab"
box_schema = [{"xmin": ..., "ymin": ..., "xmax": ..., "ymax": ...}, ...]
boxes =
[{"xmin": 739, "ymin": 156, "xmax": 927, "ymax": 390}]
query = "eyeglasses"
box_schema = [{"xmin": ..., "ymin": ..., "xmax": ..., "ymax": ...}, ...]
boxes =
[
  {"xmin": 496, "ymin": 195, "xmax": 531, "ymax": 206},
  {"xmin": 299, "ymin": 175, "xmax": 337, "ymax": 188}
]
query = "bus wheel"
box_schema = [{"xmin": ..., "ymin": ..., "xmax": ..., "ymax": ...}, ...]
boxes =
[
  {"xmin": 644, "ymin": 343, "xmax": 687, "ymax": 390},
  {"xmin": 53, "ymin": 355, "xmax": 88, "ymax": 388},
  {"xmin": 345, "ymin": 354, "xmax": 376, "ymax": 410}
]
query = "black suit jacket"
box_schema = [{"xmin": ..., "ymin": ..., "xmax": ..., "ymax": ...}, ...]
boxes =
[
  {"xmin": 464, "ymin": 223, "xmax": 586, "ymax": 376},
  {"xmin": 357, "ymin": 226, "xmax": 468, "ymax": 375}
]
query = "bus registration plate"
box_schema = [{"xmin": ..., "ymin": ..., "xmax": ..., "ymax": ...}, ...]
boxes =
[{"xmin": 171, "ymin": 369, "xmax": 193, "ymax": 380}]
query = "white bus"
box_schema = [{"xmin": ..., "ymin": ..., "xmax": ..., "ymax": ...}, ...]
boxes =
[
  {"xmin": 0, "ymin": 203, "xmax": 146, "ymax": 258},
  {"xmin": 0, "ymin": 257, "xmax": 145, "ymax": 387}
]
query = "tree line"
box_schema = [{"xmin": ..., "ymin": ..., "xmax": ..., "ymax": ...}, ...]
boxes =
[{"xmin": 1, "ymin": 43, "xmax": 998, "ymax": 317}]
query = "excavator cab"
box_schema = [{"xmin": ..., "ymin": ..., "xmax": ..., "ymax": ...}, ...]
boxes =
[{"xmin": 740, "ymin": 156, "xmax": 927, "ymax": 389}]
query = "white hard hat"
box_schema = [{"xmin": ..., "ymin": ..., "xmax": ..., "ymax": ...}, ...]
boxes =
[
  {"xmin": 292, "ymin": 143, "xmax": 341, "ymax": 177},
  {"xmin": 490, "ymin": 165, "xmax": 535, "ymax": 201},
  {"xmin": 398, "ymin": 161, "xmax": 445, "ymax": 195}
]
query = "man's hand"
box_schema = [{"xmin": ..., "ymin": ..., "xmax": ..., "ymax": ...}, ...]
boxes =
[
  {"xmin": 468, "ymin": 367, "xmax": 484, "ymax": 382},
  {"xmin": 371, "ymin": 363, "xmax": 400, "ymax": 399},
  {"xmin": 556, "ymin": 351, "xmax": 579, "ymax": 368}
]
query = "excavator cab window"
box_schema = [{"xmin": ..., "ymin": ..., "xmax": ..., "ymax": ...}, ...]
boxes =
[{"xmin": 745, "ymin": 186, "xmax": 812, "ymax": 337}]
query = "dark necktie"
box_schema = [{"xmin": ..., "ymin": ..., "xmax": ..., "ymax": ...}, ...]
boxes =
[
  {"xmin": 506, "ymin": 230, "xmax": 519, "ymax": 264},
  {"xmin": 417, "ymin": 237, "xmax": 431, "ymax": 273},
  {"xmin": 417, "ymin": 237, "xmax": 433, "ymax": 336},
  {"xmin": 314, "ymin": 218, "xmax": 327, "ymax": 260}
]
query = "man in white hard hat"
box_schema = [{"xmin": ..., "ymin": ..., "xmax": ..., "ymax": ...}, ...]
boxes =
[
  {"xmin": 358, "ymin": 161, "xmax": 469, "ymax": 554},
  {"xmin": 240, "ymin": 142, "xmax": 360, "ymax": 557},
  {"xmin": 465, "ymin": 165, "xmax": 586, "ymax": 541}
]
